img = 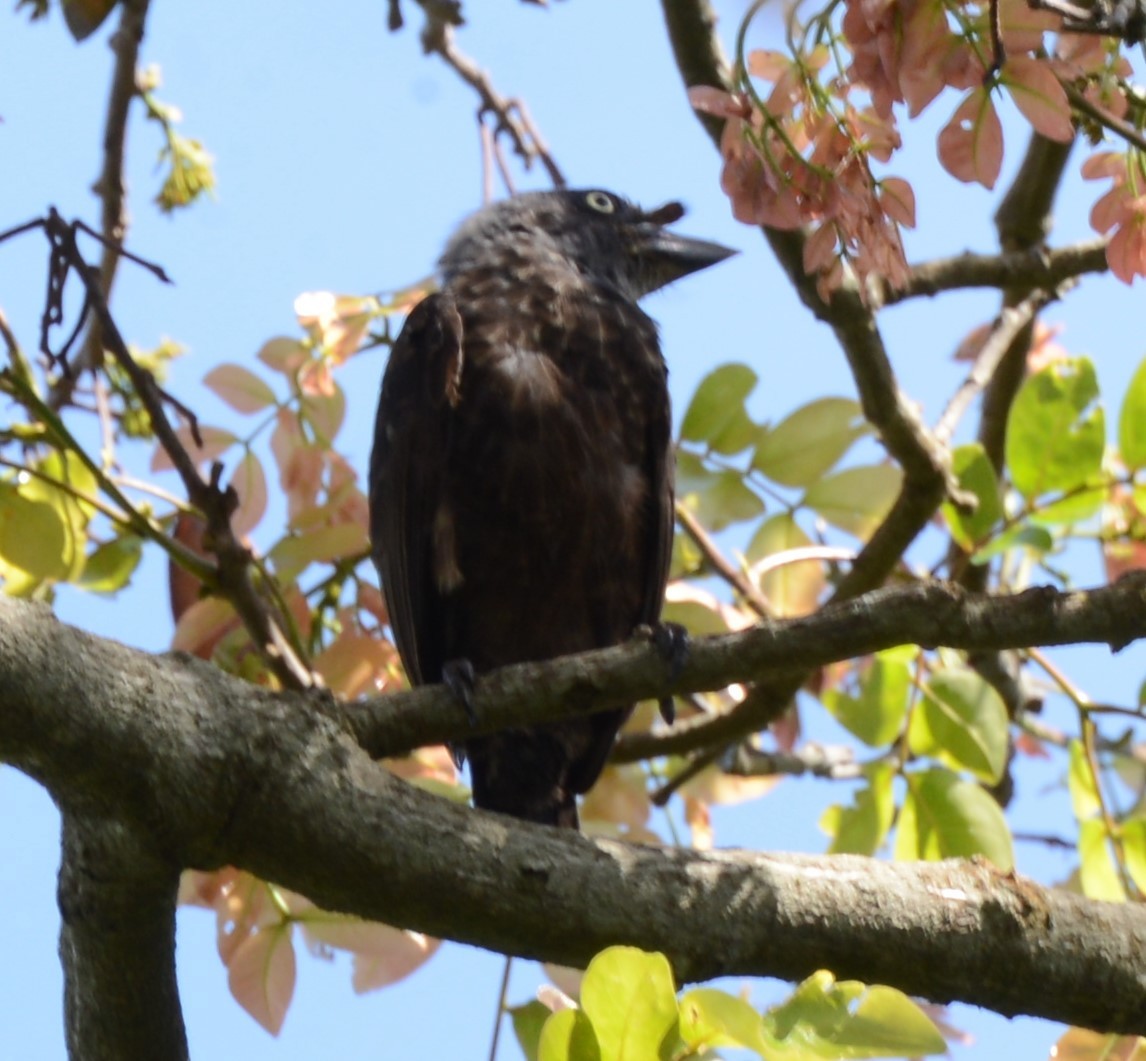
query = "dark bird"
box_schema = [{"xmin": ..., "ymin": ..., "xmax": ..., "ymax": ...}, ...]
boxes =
[{"xmin": 369, "ymin": 189, "xmax": 735, "ymax": 827}]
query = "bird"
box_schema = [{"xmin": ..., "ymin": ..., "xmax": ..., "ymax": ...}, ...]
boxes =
[{"xmin": 369, "ymin": 188, "xmax": 735, "ymax": 827}]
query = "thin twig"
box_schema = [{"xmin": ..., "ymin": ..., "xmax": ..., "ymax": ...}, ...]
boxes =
[
  {"xmin": 418, "ymin": 3, "xmax": 566, "ymax": 187},
  {"xmin": 934, "ymin": 289, "xmax": 1056, "ymax": 445},
  {"xmin": 675, "ymin": 501, "xmax": 772, "ymax": 618}
]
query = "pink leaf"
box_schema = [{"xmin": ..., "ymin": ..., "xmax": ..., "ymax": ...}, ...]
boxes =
[
  {"xmin": 170, "ymin": 597, "xmax": 237, "ymax": 656},
  {"xmin": 879, "ymin": 176, "xmax": 916, "ymax": 228},
  {"xmin": 227, "ymin": 923, "xmax": 296, "ymax": 1036},
  {"xmin": 1004, "ymin": 57, "xmax": 1074, "ymax": 143},
  {"xmin": 1081, "ymin": 150, "xmax": 1126, "ymax": 182},
  {"xmin": 256, "ymin": 337, "xmax": 308, "ymax": 377},
  {"xmin": 229, "ymin": 451, "xmax": 268, "ymax": 539},
  {"xmin": 203, "ymin": 363, "xmax": 277, "ymax": 414},
  {"xmin": 937, "ymin": 89, "xmax": 1003, "ymax": 189},
  {"xmin": 300, "ymin": 916, "xmax": 439, "ymax": 993}
]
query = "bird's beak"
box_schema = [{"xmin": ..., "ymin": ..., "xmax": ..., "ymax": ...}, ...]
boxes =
[{"xmin": 630, "ymin": 201, "xmax": 737, "ymax": 294}]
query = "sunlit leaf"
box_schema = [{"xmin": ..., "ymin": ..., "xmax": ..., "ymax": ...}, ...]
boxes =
[
  {"xmin": 79, "ymin": 535, "xmax": 142, "ymax": 594},
  {"xmin": 580, "ymin": 947, "xmax": 677, "ymax": 1060},
  {"xmin": 1068, "ymin": 739, "xmax": 1102, "ymax": 821},
  {"xmin": 895, "ymin": 768, "xmax": 1014, "ymax": 869},
  {"xmin": 822, "ymin": 647, "xmax": 914, "ymax": 747},
  {"xmin": 909, "ymin": 667, "xmax": 1009, "ymax": 783},
  {"xmin": 763, "ymin": 971, "xmax": 946, "ymax": 1057},
  {"xmin": 942, "ymin": 444, "xmax": 1002, "ymax": 550},
  {"xmin": 0, "ymin": 484, "xmax": 69, "ymax": 584},
  {"xmin": 971, "ymin": 523, "xmax": 1053, "ymax": 564},
  {"xmin": 1006, "ymin": 357, "xmax": 1104, "ymax": 501},
  {"xmin": 753, "ymin": 398, "xmax": 869, "ymax": 487},
  {"xmin": 1078, "ymin": 819, "xmax": 1127, "ymax": 902},
  {"xmin": 820, "ymin": 762, "xmax": 896, "ymax": 856},
  {"xmin": 678, "ymin": 987, "xmax": 768, "ymax": 1055},
  {"xmin": 299, "ymin": 912, "xmax": 438, "ymax": 993},
  {"xmin": 1121, "ymin": 819, "xmax": 1146, "ymax": 895},
  {"xmin": 1118, "ymin": 356, "xmax": 1146, "ymax": 469},
  {"xmin": 803, "ymin": 465, "xmax": 902, "ymax": 539},
  {"xmin": 1051, "ymin": 1026, "xmax": 1146, "ymax": 1061},
  {"xmin": 538, "ymin": 1008, "xmax": 600, "ymax": 1061}
]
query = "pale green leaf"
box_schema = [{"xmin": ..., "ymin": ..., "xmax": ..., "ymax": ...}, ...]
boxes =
[
  {"xmin": 675, "ymin": 450, "xmax": 765, "ymax": 531},
  {"xmin": 753, "ymin": 398, "xmax": 870, "ymax": 488},
  {"xmin": 822, "ymin": 647, "xmax": 914, "ymax": 747},
  {"xmin": 802, "ymin": 465, "xmax": 902, "ymax": 539},
  {"xmin": 1078, "ymin": 819, "xmax": 1127, "ymax": 902},
  {"xmin": 512, "ymin": 1000, "xmax": 552, "ymax": 1061},
  {"xmin": 1122, "ymin": 819, "xmax": 1146, "ymax": 895},
  {"xmin": 79, "ymin": 536, "xmax": 143, "ymax": 594},
  {"xmin": 679, "ymin": 363, "xmax": 761, "ymax": 455},
  {"xmin": 941, "ymin": 443, "xmax": 1002, "ymax": 550},
  {"xmin": 0, "ymin": 485, "xmax": 69, "ymax": 584},
  {"xmin": 820, "ymin": 762, "xmax": 896, "ymax": 856},
  {"xmin": 895, "ymin": 768, "xmax": 1014, "ymax": 869},
  {"xmin": 538, "ymin": 1008, "xmax": 600, "ymax": 1061},
  {"xmin": 1118, "ymin": 356, "xmax": 1146, "ymax": 469},
  {"xmin": 580, "ymin": 947, "xmax": 677, "ymax": 1061},
  {"xmin": 909, "ymin": 667, "xmax": 1009, "ymax": 782},
  {"xmin": 678, "ymin": 988, "xmax": 768, "ymax": 1056},
  {"xmin": 1068, "ymin": 739, "xmax": 1102, "ymax": 821}
]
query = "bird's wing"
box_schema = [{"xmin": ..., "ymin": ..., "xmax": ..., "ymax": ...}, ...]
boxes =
[{"xmin": 369, "ymin": 292, "xmax": 464, "ymax": 686}]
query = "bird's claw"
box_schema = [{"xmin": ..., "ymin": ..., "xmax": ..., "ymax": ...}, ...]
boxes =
[
  {"xmin": 649, "ymin": 621, "xmax": 688, "ymax": 725},
  {"xmin": 441, "ymin": 658, "xmax": 478, "ymax": 726}
]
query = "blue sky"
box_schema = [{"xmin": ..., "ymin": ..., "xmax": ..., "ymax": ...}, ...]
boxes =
[{"xmin": 1, "ymin": 1, "xmax": 1142, "ymax": 1057}]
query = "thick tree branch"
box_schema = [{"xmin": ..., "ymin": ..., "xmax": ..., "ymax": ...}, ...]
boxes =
[
  {"xmin": 1, "ymin": 596, "xmax": 1145, "ymax": 1034},
  {"xmin": 59, "ymin": 813, "xmax": 187, "ymax": 1061}
]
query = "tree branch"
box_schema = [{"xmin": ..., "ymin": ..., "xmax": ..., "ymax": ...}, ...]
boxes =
[
  {"xmin": 59, "ymin": 812, "xmax": 187, "ymax": 1061},
  {"xmin": 875, "ymin": 238, "xmax": 1109, "ymax": 307},
  {"xmin": 1, "ymin": 596, "xmax": 1145, "ymax": 1034}
]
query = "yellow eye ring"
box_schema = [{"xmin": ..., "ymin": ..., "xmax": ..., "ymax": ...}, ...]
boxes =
[{"xmin": 585, "ymin": 191, "xmax": 615, "ymax": 214}]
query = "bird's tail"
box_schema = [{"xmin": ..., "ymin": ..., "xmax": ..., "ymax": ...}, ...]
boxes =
[{"xmin": 466, "ymin": 729, "xmax": 584, "ymax": 828}]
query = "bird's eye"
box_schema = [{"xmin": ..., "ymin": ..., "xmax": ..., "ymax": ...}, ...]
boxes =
[{"xmin": 584, "ymin": 191, "xmax": 616, "ymax": 214}]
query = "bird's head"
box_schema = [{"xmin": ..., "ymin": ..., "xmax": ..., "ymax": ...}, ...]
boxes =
[{"xmin": 439, "ymin": 189, "xmax": 736, "ymax": 301}]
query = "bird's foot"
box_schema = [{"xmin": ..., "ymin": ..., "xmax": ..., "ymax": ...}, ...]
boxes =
[
  {"xmin": 441, "ymin": 658, "xmax": 478, "ymax": 725},
  {"xmin": 639, "ymin": 621, "xmax": 689, "ymax": 725}
]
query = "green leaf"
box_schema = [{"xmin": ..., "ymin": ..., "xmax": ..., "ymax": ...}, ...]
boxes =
[
  {"xmin": 941, "ymin": 444, "xmax": 1002, "ymax": 550},
  {"xmin": 1118, "ymin": 356, "xmax": 1146, "ymax": 469},
  {"xmin": 580, "ymin": 947, "xmax": 677, "ymax": 1061},
  {"xmin": 270, "ymin": 523, "xmax": 369, "ymax": 582},
  {"xmin": 1006, "ymin": 357, "xmax": 1105, "ymax": 500},
  {"xmin": 753, "ymin": 398, "xmax": 870, "ymax": 488},
  {"xmin": 513, "ymin": 1001, "xmax": 553, "ymax": 1061},
  {"xmin": 675, "ymin": 450, "xmax": 765, "ymax": 531},
  {"xmin": 0, "ymin": 483, "xmax": 69, "ymax": 585},
  {"xmin": 822, "ymin": 647, "xmax": 914, "ymax": 747},
  {"xmin": 678, "ymin": 988, "xmax": 768, "ymax": 1056},
  {"xmin": 1122, "ymin": 819, "xmax": 1146, "ymax": 895},
  {"xmin": 679, "ymin": 363, "xmax": 761, "ymax": 455},
  {"xmin": 908, "ymin": 667, "xmax": 1009, "ymax": 783},
  {"xmin": 538, "ymin": 1008, "xmax": 601, "ymax": 1061},
  {"xmin": 971, "ymin": 523, "xmax": 1053, "ymax": 565},
  {"xmin": 802, "ymin": 465, "xmax": 902, "ymax": 539},
  {"xmin": 1078, "ymin": 819, "xmax": 1127, "ymax": 902},
  {"xmin": 79, "ymin": 536, "xmax": 143, "ymax": 594},
  {"xmin": 1029, "ymin": 484, "xmax": 1106, "ymax": 526},
  {"xmin": 1067, "ymin": 739, "xmax": 1102, "ymax": 821},
  {"xmin": 820, "ymin": 762, "xmax": 896, "ymax": 856},
  {"xmin": 895, "ymin": 768, "xmax": 1014, "ymax": 869},
  {"xmin": 763, "ymin": 971, "xmax": 945, "ymax": 1058}
]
